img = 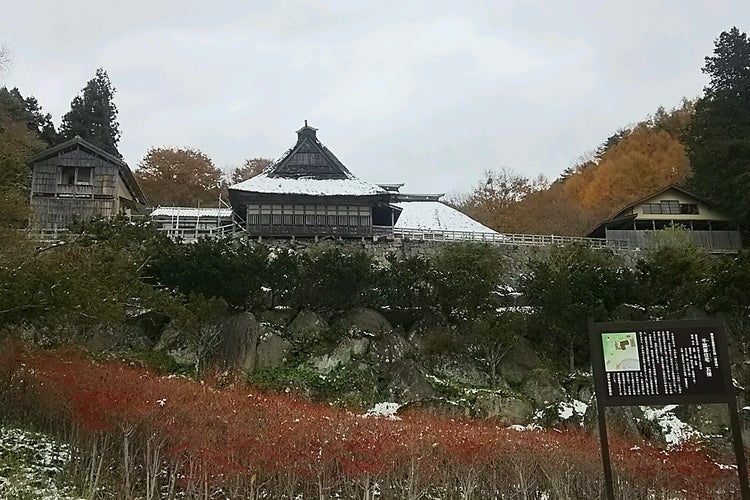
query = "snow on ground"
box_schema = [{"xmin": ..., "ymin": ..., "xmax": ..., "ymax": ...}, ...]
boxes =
[
  {"xmin": 230, "ymin": 173, "xmax": 387, "ymax": 196},
  {"xmin": 393, "ymin": 201, "xmax": 499, "ymax": 234},
  {"xmin": 641, "ymin": 405, "xmax": 701, "ymax": 448},
  {"xmin": 557, "ymin": 399, "xmax": 589, "ymax": 420},
  {"xmin": 363, "ymin": 402, "xmax": 402, "ymax": 419},
  {"xmin": 0, "ymin": 426, "xmax": 83, "ymax": 499}
]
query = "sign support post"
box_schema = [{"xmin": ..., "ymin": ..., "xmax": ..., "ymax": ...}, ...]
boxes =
[
  {"xmin": 596, "ymin": 399, "xmax": 616, "ymax": 500},
  {"xmin": 588, "ymin": 318, "xmax": 749, "ymax": 500}
]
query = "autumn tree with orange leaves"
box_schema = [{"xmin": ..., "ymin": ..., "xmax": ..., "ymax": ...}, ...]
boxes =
[{"xmin": 135, "ymin": 147, "xmax": 224, "ymax": 207}]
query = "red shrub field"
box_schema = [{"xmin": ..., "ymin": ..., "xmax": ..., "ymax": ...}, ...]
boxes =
[{"xmin": 0, "ymin": 341, "xmax": 744, "ymax": 499}]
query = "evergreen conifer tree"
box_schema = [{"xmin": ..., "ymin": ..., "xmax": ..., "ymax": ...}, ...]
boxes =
[
  {"xmin": 685, "ymin": 27, "xmax": 750, "ymax": 234},
  {"xmin": 59, "ymin": 68, "xmax": 121, "ymax": 156}
]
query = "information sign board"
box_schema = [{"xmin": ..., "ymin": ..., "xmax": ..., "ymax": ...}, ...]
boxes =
[
  {"xmin": 588, "ymin": 318, "xmax": 748, "ymax": 500},
  {"xmin": 590, "ymin": 319, "xmax": 732, "ymax": 406}
]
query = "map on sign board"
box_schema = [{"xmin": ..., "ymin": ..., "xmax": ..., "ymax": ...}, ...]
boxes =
[{"xmin": 601, "ymin": 332, "xmax": 641, "ymax": 372}]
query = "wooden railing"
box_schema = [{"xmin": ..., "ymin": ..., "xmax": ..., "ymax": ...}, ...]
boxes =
[
  {"xmin": 30, "ymin": 223, "xmax": 629, "ymax": 249},
  {"xmin": 606, "ymin": 229, "xmax": 741, "ymax": 253},
  {"xmin": 378, "ymin": 227, "xmax": 629, "ymax": 249},
  {"xmin": 156, "ymin": 224, "xmax": 237, "ymax": 241}
]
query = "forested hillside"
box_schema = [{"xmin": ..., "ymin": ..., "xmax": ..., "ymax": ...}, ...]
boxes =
[
  {"xmin": 457, "ymin": 101, "xmax": 693, "ymax": 236},
  {"xmin": 458, "ymin": 26, "xmax": 750, "ymax": 238}
]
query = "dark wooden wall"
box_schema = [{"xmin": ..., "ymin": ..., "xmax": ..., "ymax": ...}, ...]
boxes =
[{"xmin": 30, "ymin": 147, "xmax": 121, "ymax": 231}]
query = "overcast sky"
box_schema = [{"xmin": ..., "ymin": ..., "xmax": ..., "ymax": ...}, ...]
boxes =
[{"xmin": 1, "ymin": 1, "xmax": 747, "ymax": 195}]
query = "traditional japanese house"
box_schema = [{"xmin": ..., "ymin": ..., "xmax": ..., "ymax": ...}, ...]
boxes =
[
  {"xmin": 587, "ymin": 185, "xmax": 742, "ymax": 252},
  {"xmin": 29, "ymin": 136, "xmax": 146, "ymax": 235},
  {"xmin": 228, "ymin": 123, "xmax": 393, "ymax": 237}
]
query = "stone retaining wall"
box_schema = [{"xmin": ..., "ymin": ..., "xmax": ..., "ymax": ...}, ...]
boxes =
[{"xmin": 243, "ymin": 235, "xmax": 642, "ymax": 285}]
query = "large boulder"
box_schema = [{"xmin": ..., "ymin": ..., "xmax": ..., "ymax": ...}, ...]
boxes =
[
  {"xmin": 126, "ymin": 310, "xmax": 170, "ymax": 344},
  {"xmin": 520, "ymin": 368, "xmax": 565, "ymax": 407},
  {"xmin": 473, "ymin": 392, "xmax": 534, "ymax": 424},
  {"xmin": 382, "ymin": 359, "xmax": 438, "ymax": 401},
  {"xmin": 398, "ymin": 398, "xmax": 471, "ymax": 419},
  {"xmin": 371, "ymin": 331, "xmax": 413, "ymax": 366},
  {"xmin": 309, "ymin": 337, "xmax": 370, "ymax": 374},
  {"xmin": 216, "ymin": 312, "xmax": 261, "ymax": 372},
  {"xmin": 255, "ymin": 325, "xmax": 293, "ymax": 370},
  {"xmin": 497, "ymin": 337, "xmax": 545, "ymax": 385},
  {"xmin": 154, "ymin": 321, "xmax": 197, "ymax": 368},
  {"xmin": 334, "ymin": 308, "xmax": 393, "ymax": 338},
  {"xmin": 673, "ymin": 404, "xmax": 730, "ymax": 437},
  {"xmin": 255, "ymin": 308, "xmax": 298, "ymax": 328},
  {"xmin": 288, "ymin": 309, "xmax": 329, "ymax": 343},
  {"xmin": 430, "ymin": 355, "xmax": 490, "ymax": 387}
]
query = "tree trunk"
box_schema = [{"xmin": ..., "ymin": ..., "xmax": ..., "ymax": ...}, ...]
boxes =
[{"xmin": 569, "ymin": 341, "xmax": 575, "ymax": 372}]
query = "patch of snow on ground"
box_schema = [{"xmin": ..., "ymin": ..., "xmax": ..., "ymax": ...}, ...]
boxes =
[
  {"xmin": 557, "ymin": 399, "xmax": 589, "ymax": 420},
  {"xmin": 0, "ymin": 426, "xmax": 83, "ymax": 499},
  {"xmin": 508, "ymin": 423, "xmax": 542, "ymax": 431},
  {"xmin": 641, "ymin": 405, "xmax": 700, "ymax": 448},
  {"xmin": 363, "ymin": 402, "xmax": 402, "ymax": 420},
  {"xmin": 715, "ymin": 462, "xmax": 737, "ymax": 470}
]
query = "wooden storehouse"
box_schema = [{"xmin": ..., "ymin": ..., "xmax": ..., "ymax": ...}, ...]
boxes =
[
  {"xmin": 29, "ymin": 136, "xmax": 146, "ymax": 234},
  {"xmin": 228, "ymin": 123, "xmax": 393, "ymax": 237},
  {"xmin": 587, "ymin": 185, "xmax": 742, "ymax": 252}
]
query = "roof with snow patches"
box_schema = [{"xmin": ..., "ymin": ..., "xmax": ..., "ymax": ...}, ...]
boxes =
[
  {"xmin": 151, "ymin": 207, "xmax": 233, "ymax": 218},
  {"xmin": 229, "ymin": 122, "xmax": 388, "ymax": 197},
  {"xmin": 393, "ymin": 201, "xmax": 499, "ymax": 234}
]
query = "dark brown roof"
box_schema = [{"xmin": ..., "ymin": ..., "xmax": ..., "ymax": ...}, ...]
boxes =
[
  {"xmin": 29, "ymin": 136, "xmax": 147, "ymax": 205},
  {"xmin": 264, "ymin": 123, "xmax": 355, "ymax": 180}
]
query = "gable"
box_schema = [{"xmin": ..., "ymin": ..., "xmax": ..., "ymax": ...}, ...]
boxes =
[
  {"xmin": 270, "ymin": 137, "xmax": 348, "ymax": 179},
  {"xmin": 229, "ymin": 124, "xmax": 387, "ymax": 198},
  {"xmin": 30, "ymin": 136, "xmax": 147, "ymax": 205},
  {"xmin": 621, "ymin": 187, "xmax": 730, "ymax": 221}
]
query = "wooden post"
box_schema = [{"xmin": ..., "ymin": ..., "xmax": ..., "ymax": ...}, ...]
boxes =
[{"xmin": 597, "ymin": 402, "xmax": 615, "ymax": 500}]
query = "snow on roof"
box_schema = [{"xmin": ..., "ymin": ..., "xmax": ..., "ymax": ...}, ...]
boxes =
[
  {"xmin": 393, "ymin": 201, "xmax": 499, "ymax": 234},
  {"xmin": 151, "ymin": 207, "xmax": 233, "ymax": 218},
  {"xmin": 229, "ymin": 173, "xmax": 388, "ymax": 197}
]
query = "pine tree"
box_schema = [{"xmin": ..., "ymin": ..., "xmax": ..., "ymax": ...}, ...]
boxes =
[
  {"xmin": 684, "ymin": 27, "xmax": 750, "ymax": 233},
  {"xmin": 59, "ymin": 68, "xmax": 121, "ymax": 156},
  {"xmin": 0, "ymin": 87, "xmax": 58, "ymax": 145}
]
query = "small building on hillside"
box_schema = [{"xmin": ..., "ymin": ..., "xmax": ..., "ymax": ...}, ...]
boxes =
[
  {"xmin": 150, "ymin": 206, "xmax": 234, "ymax": 241},
  {"xmin": 29, "ymin": 136, "xmax": 146, "ymax": 235},
  {"xmin": 228, "ymin": 123, "xmax": 393, "ymax": 237},
  {"xmin": 587, "ymin": 185, "xmax": 742, "ymax": 252}
]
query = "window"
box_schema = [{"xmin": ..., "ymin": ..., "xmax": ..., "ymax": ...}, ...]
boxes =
[
  {"xmin": 681, "ymin": 204, "xmax": 699, "ymax": 214},
  {"xmin": 61, "ymin": 167, "xmax": 76, "ymax": 185},
  {"xmin": 661, "ymin": 200, "xmax": 680, "ymax": 214},
  {"xmin": 60, "ymin": 166, "xmax": 93, "ymax": 185},
  {"xmin": 642, "ymin": 200, "xmax": 699, "ymax": 215}
]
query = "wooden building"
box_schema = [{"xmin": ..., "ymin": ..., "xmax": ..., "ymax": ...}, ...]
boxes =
[
  {"xmin": 228, "ymin": 123, "xmax": 392, "ymax": 237},
  {"xmin": 587, "ymin": 185, "xmax": 742, "ymax": 252},
  {"xmin": 29, "ymin": 136, "xmax": 146, "ymax": 234},
  {"xmin": 150, "ymin": 206, "xmax": 234, "ymax": 241}
]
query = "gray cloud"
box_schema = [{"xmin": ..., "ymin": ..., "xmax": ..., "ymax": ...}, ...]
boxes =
[{"xmin": 2, "ymin": 0, "xmax": 747, "ymax": 195}]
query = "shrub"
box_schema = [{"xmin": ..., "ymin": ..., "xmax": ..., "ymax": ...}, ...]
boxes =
[
  {"xmin": 431, "ymin": 242, "xmax": 506, "ymax": 321},
  {"xmin": 522, "ymin": 243, "xmax": 633, "ymax": 371},
  {"xmin": 293, "ymin": 247, "xmax": 376, "ymax": 311},
  {"xmin": 3, "ymin": 346, "xmax": 740, "ymax": 499},
  {"xmin": 636, "ymin": 225, "xmax": 711, "ymax": 318}
]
